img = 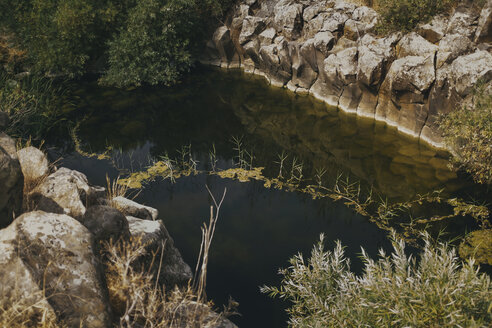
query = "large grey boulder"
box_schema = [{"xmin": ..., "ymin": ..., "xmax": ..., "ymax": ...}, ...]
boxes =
[
  {"xmin": 127, "ymin": 216, "xmax": 193, "ymax": 288},
  {"xmin": 376, "ymin": 55, "xmax": 435, "ymax": 135},
  {"xmin": 30, "ymin": 167, "xmax": 105, "ymax": 220},
  {"xmin": 0, "ymin": 132, "xmax": 23, "ymax": 228},
  {"xmin": 213, "ymin": 26, "xmax": 236, "ymax": 64},
  {"xmin": 17, "ymin": 146, "xmax": 50, "ymax": 182},
  {"xmin": 0, "ymin": 211, "xmax": 112, "ymax": 327},
  {"xmin": 396, "ymin": 32, "xmax": 439, "ymax": 58},
  {"xmin": 357, "ymin": 33, "xmax": 399, "ymax": 87},
  {"xmin": 446, "ymin": 4, "xmax": 479, "ymax": 39},
  {"xmin": 273, "ymin": 0, "xmax": 304, "ymax": 40},
  {"xmin": 475, "ymin": 0, "xmax": 492, "ymax": 43},
  {"xmin": 437, "ymin": 33, "xmax": 473, "ymax": 68},
  {"xmin": 239, "ymin": 16, "xmax": 266, "ymax": 45},
  {"xmin": 311, "ymin": 46, "xmax": 358, "ymax": 107},
  {"xmin": 417, "ymin": 15, "xmax": 448, "ymax": 43}
]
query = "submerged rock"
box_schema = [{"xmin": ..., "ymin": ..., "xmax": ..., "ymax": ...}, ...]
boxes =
[
  {"xmin": 0, "ymin": 211, "xmax": 112, "ymax": 327},
  {"xmin": 0, "ymin": 132, "xmax": 23, "ymax": 228}
]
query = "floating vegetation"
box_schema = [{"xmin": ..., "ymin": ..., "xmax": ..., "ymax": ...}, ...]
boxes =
[{"xmin": 70, "ymin": 134, "xmax": 490, "ymax": 261}]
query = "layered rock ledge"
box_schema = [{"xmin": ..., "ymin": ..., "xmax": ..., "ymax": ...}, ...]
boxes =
[{"xmin": 203, "ymin": 0, "xmax": 492, "ymax": 148}]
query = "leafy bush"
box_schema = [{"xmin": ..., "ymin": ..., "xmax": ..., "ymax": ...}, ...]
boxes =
[
  {"xmin": 1, "ymin": 0, "xmax": 231, "ymax": 85},
  {"xmin": 439, "ymin": 81, "xmax": 492, "ymax": 184},
  {"xmin": 101, "ymin": 0, "xmax": 231, "ymax": 87},
  {"xmin": 375, "ymin": 0, "xmax": 456, "ymax": 33},
  {"xmin": 262, "ymin": 234, "xmax": 492, "ymax": 328}
]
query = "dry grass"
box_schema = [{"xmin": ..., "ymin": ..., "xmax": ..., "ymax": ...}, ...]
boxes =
[
  {"xmin": 102, "ymin": 186, "xmax": 235, "ymax": 327},
  {"xmin": 103, "ymin": 235, "xmax": 234, "ymax": 327},
  {"xmin": 106, "ymin": 174, "xmax": 140, "ymax": 210}
]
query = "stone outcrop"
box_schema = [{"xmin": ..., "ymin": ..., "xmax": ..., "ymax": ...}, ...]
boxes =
[
  {"xmin": 203, "ymin": 0, "xmax": 492, "ymax": 149},
  {"xmin": 0, "ymin": 132, "xmax": 23, "ymax": 228},
  {"xmin": 0, "ymin": 211, "xmax": 112, "ymax": 327},
  {"xmin": 30, "ymin": 167, "xmax": 105, "ymax": 220}
]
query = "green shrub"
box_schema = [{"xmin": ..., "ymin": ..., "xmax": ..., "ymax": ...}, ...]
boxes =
[
  {"xmin": 262, "ymin": 234, "xmax": 492, "ymax": 328},
  {"xmin": 375, "ymin": 0, "xmax": 456, "ymax": 33},
  {"xmin": 439, "ymin": 81, "xmax": 492, "ymax": 184},
  {"xmin": 101, "ymin": 0, "xmax": 231, "ymax": 87}
]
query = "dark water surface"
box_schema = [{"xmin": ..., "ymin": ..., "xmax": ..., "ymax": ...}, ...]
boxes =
[{"xmin": 50, "ymin": 67, "xmax": 483, "ymax": 327}]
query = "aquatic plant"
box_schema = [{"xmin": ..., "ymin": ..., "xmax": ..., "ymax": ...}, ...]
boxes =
[{"xmin": 262, "ymin": 233, "xmax": 492, "ymax": 328}]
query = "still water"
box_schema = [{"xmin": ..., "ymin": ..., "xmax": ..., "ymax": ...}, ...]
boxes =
[{"xmin": 50, "ymin": 67, "xmax": 481, "ymax": 327}]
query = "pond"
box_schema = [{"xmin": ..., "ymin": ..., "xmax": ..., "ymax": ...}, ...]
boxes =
[{"xmin": 48, "ymin": 67, "xmax": 485, "ymax": 327}]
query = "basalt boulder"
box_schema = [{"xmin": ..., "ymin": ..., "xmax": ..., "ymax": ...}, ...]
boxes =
[
  {"xmin": 0, "ymin": 211, "xmax": 112, "ymax": 327},
  {"xmin": 30, "ymin": 167, "xmax": 105, "ymax": 220}
]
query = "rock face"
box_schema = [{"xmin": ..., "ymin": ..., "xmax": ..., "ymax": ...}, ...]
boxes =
[
  {"xmin": 0, "ymin": 132, "xmax": 23, "ymax": 228},
  {"xmin": 30, "ymin": 167, "xmax": 105, "ymax": 220},
  {"xmin": 0, "ymin": 211, "xmax": 112, "ymax": 327},
  {"xmin": 204, "ymin": 0, "xmax": 492, "ymax": 148}
]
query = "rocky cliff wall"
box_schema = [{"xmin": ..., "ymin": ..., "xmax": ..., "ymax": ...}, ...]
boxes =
[{"xmin": 202, "ymin": 0, "xmax": 492, "ymax": 149}]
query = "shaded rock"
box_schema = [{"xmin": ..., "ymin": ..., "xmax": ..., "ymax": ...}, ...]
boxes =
[
  {"xmin": 0, "ymin": 132, "xmax": 22, "ymax": 228},
  {"xmin": 82, "ymin": 205, "xmax": 130, "ymax": 242},
  {"xmin": 273, "ymin": 0, "xmax": 304, "ymax": 40},
  {"xmin": 111, "ymin": 196, "xmax": 158, "ymax": 221},
  {"xmin": 0, "ymin": 211, "xmax": 111, "ymax": 327},
  {"xmin": 0, "ymin": 111, "xmax": 9, "ymax": 131},
  {"xmin": 417, "ymin": 15, "xmax": 448, "ymax": 43},
  {"xmin": 397, "ymin": 32, "xmax": 439, "ymax": 58},
  {"xmin": 446, "ymin": 4, "xmax": 479, "ymax": 39},
  {"xmin": 31, "ymin": 167, "xmax": 105, "ymax": 220},
  {"xmin": 304, "ymin": 11, "xmax": 332, "ymax": 38},
  {"xmin": 213, "ymin": 26, "xmax": 236, "ymax": 63},
  {"xmin": 17, "ymin": 146, "xmax": 49, "ymax": 182},
  {"xmin": 290, "ymin": 41, "xmax": 318, "ymax": 90},
  {"xmin": 343, "ymin": 19, "xmax": 374, "ymax": 41},
  {"xmin": 239, "ymin": 16, "xmax": 266, "ymax": 45},
  {"xmin": 475, "ymin": 0, "xmax": 492, "ymax": 43},
  {"xmin": 127, "ymin": 216, "xmax": 193, "ymax": 288},
  {"xmin": 437, "ymin": 33, "xmax": 473, "ymax": 68},
  {"xmin": 243, "ymin": 38, "xmax": 261, "ymax": 66}
]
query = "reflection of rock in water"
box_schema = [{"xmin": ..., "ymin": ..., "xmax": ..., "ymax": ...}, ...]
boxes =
[{"xmin": 222, "ymin": 80, "xmax": 460, "ymax": 199}]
